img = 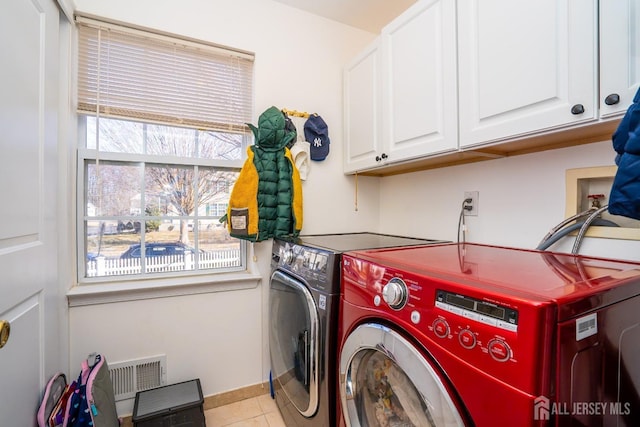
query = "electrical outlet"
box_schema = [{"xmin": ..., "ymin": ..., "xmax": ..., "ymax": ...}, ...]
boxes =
[{"xmin": 464, "ymin": 191, "xmax": 479, "ymax": 216}]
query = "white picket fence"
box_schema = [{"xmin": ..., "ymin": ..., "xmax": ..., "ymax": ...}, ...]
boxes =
[{"xmin": 87, "ymin": 248, "xmax": 241, "ymax": 277}]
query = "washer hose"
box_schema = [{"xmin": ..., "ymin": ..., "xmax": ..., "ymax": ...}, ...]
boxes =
[
  {"xmin": 537, "ymin": 208, "xmax": 596, "ymax": 248},
  {"xmin": 536, "ymin": 218, "xmax": 618, "ymax": 251},
  {"xmin": 572, "ymin": 204, "xmax": 611, "ymax": 254},
  {"xmin": 537, "ymin": 204, "xmax": 618, "ymax": 252}
]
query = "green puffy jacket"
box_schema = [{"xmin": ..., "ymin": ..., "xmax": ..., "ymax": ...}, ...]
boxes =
[{"xmin": 221, "ymin": 106, "xmax": 303, "ymax": 242}]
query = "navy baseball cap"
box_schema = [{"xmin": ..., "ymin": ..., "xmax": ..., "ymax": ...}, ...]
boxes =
[{"xmin": 304, "ymin": 115, "xmax": 330, "ymax": 161}]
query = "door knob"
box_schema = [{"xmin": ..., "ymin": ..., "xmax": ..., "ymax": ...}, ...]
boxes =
[{"xmin": 0, "ymin": 320, "xmax": 10, "ymax": 349}]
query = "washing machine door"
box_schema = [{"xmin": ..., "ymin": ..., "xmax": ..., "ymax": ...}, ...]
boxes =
[
  {"xmin": 269, "ymin": 269, "xmax": 319, "ymax": 417},
  {"xmin": 340, "ymin": 323, "xmax": 465, "ymax": 427}
]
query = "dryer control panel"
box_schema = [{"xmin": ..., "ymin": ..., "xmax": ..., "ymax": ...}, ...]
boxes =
[{"xmin": 272, "ymin": 239, "xmax": 338, "ymax": 294}]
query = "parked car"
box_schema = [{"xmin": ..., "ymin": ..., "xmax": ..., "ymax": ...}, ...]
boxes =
[{"xmin": 120, "ymin": 242, "xmax": 199, "ymax": 259}]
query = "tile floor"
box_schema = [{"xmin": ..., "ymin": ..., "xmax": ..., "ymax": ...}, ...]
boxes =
[{"xmin": 205, "ymin": 393, "xmax": 286, "ymax": 427}]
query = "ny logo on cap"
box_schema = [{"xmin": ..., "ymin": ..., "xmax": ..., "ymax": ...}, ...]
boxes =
[{"xmin": 313, "ymin": 137, "xmax": 323, "ymax": 147}]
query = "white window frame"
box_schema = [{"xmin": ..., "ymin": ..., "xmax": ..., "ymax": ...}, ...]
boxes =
[
  {"xmin": 71, "ymin": 15, "xmax": 259, "ymax": 300},
  {"xmin": 76, "ymin": 120, "xmax": 249, "ymax": 282}
]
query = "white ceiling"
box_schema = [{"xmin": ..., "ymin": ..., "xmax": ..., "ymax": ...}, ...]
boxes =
[{"xmin": 271, "ymin": 0, "xmax": 417, "ymax": 33}]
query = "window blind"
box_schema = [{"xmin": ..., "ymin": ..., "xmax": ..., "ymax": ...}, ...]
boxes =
[{"xmin": 76, "ymin": 16, "xmax": 254, "ymax": 133}]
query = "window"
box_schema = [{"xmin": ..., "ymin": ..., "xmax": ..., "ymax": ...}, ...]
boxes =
[
  {"xmin": 207, "ymin": 202, "xmax": 229, "ymax": 217},
  {"xmin": 76, "ymin": 16, "xmax": 254, "ymax": 281}
]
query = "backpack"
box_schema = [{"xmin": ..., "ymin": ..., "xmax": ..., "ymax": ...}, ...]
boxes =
[
  {"xmin": 65, "ymin": 353, "xmax": 120, "ymax": 427},
  {"xmin": 37, "ymin": 372, "xmax": 67, "ymax": 427}
]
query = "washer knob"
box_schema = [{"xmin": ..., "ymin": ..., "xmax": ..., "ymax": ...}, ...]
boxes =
[
  {"xmin": 458, "ymin": 329, "xmax": 477, "ymax": 349},
  {"xmin": 382, "ymin": 278, "xmax": 408, "ymax": 310},
  {"xmin": 432, "ymin": 318, "xmax": 449, "ymax": 338},
  {"xmin": 282, "ymin": 249, "xmax": 295, "ymax": 264},
  {"xmin": 488, "ymin": 338, "xmax": 511, "ymax": 362}
]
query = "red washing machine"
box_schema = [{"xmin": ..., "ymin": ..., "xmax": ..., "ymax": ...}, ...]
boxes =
[{"xmin": 337, "ymin": 243, "xmax": 640, "ymax": 426}]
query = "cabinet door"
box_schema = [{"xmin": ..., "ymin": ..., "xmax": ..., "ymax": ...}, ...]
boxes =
[
  {"xmin": 343, "ymin": 39, "xmax": 383, "ymax": 174},
  {"xmin": 600, "ymin": 0, "xmax": 640, "ymax": 118},
  {"xmin": 382, "ymin": 0, "xmax": 458, "ymax": 162},
  {"xmin": 458, "ymin": 0, "xmax": 597, "ymax": 148}
]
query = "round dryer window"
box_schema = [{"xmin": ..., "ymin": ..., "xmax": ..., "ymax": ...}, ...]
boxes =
[{"xmin": 340, "ymin": 323, "xmax": 465, "ymax": 427}]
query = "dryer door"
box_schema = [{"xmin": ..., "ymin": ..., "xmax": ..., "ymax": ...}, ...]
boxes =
[
  {"xmin": 269, "ymin": 270, "xmax": 319, "ymax": 417},
  {"xmin": 340, "ymin": 323, "xmax": 465, "ymax": 427}
]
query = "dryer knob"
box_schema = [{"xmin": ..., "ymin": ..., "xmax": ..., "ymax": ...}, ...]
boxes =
[{"xmin": 382, "ymin": 278, "xmax": 408, "ymax": 310}]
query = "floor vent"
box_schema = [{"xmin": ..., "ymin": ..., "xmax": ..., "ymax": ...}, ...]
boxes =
[{"xmin": 109, "ymin": 355, "xmax": 167, "ymax": 401}]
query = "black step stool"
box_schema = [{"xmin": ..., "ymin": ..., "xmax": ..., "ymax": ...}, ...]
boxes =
[{"xmin": 132, "ymin": 379, "xmax": 205, "ymax": 426}]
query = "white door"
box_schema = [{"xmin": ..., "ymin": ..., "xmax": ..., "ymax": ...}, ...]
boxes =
[
  {"xmin": 458, "ymin": 0, "xmax": 597, "ymax": 148},
  {"xmin": 0, "ymin": 0, "xmax": 62, "ymax": 425},
  {"xmin": 382, "ymin": 0, "xmax": 458, "ymax": 161},
  {"xmin": 599, "ymin": 0, "xmax": 640, "ymax": 118},
  {"xmin": 343, "ymin": 39, "xmax": 384, "ymax": 174}
]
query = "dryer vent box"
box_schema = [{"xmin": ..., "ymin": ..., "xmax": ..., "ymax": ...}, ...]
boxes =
[{"xmin": 132, "ymin": 378, "xmax": 205, "ymax": 427}]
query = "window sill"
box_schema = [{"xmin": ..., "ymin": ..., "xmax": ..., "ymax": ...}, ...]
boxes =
[{"xmin": 67, "ymin": 271, "xmax": 262, "ymax": 307}]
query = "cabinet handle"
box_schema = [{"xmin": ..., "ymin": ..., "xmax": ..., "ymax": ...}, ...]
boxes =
[
  {"xmin": 375, "ymin": 155, "xmax": 382, "ymax": 162},
  {"xmin": 604, "ymin": 94, "xmax": 620, "ymax": 106},
  {"xmin": 571, "ymin": 104, "xmax": 585, "ymax": 115},
  {"xmin": 381, "ymin": 153, "xmax": 388, "ymax": 160}
]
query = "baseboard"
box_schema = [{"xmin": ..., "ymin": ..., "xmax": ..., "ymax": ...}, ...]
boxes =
[
  {"xmin": 203, "ymin": 381, "xmax": 270, "ymax": 410},
  {"xmin": 119, "ymin": 382, "xmax": 270, "ymax": 426}
]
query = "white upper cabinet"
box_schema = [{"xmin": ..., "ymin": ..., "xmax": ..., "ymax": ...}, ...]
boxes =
[
  {"xmin": 343, "ymin": 0, "xmax": 634, "ymax": 174},
  {"xmin": 457, "ymin": 0, "xmax": 597, "ymax": 148},
  {"xmin": 381, "ymin": 0, "xmax": 458, "ymax": 162},
  {"xmin": 343, "ymin": 0, "xmax": 457, "ymax": 174},
  {"xmin": 599, "ymin": 0, "xmax": 640, "ymax": 118},
  {"xmin": 343, "ymin": 39, "xmax": 383, "ymax": 173}
]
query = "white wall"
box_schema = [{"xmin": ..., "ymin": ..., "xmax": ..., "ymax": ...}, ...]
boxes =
[
  {"xmin": 70, "ymin": 0, "xmax": 380, "ymax": 416},
  {"xmin": 69, "ymin": 284, "xmax": 264, "ymax": 392},
  {"xmin": 379, "ymin": 139, "xmax": 640, "ymax": 261}
]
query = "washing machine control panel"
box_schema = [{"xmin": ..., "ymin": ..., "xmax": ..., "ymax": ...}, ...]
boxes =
[
  {"xmin": 435, "ymin": 290, "xmax": 519, "ymax": 332},
  {"xmin": 430, "ymin": 290, "xmax": 519, "ymax": 363}
]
